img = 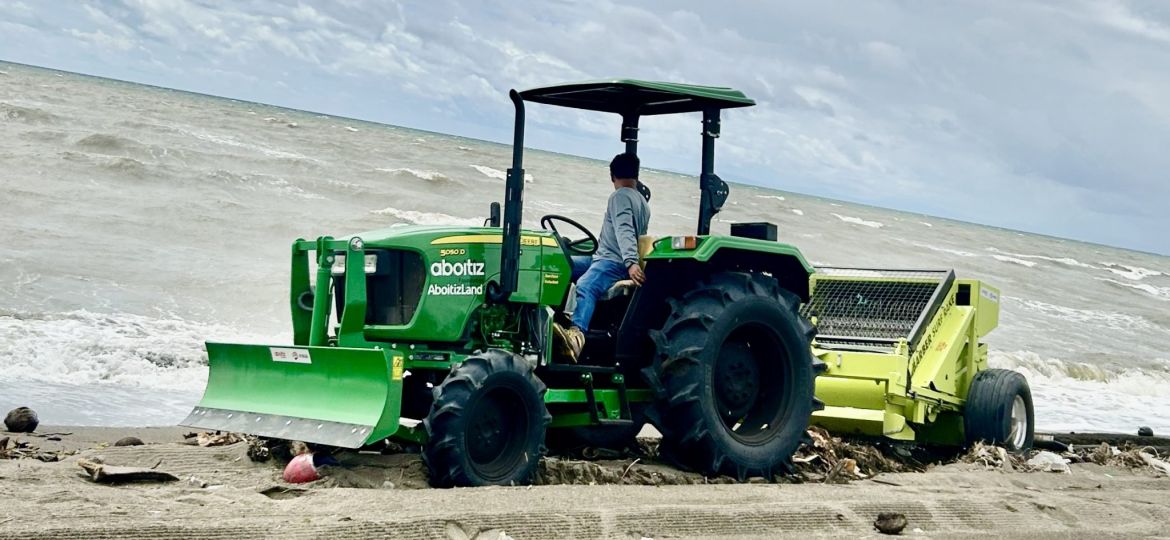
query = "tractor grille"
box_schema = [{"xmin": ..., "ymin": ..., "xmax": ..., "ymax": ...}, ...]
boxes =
[
  {"xmin": 800, "ymin": 267, "xmax": 954, "ymax": 352},
  {"xmin": 335, "ymin": 249, "xmax": 426, "ymax": 326}
]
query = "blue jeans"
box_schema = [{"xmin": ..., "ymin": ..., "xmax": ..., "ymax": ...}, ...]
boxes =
[{"xmin": 570, "ymin": 258, "xmax": 628, "ymax": 331}]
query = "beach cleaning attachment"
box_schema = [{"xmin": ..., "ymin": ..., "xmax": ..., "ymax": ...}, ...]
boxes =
[{"xmin": 802, "ymin": 267, "xmax": 1033, "ymax": 450}]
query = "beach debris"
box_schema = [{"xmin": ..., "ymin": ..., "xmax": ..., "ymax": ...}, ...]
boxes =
[
  {"xmin": 0, "ymin": 437, "xmax": 67, "ymax": 462},
  {"xmin": 825, "ymin": 458, "xmax": 866, "ymax": 484},
  {"xmin": 77, "ymin": 458, "xmax": 179, "ymax": 484},
  {"xmin": 1138, "ymin": 426, "xmax": 1154, "ymax": 437},
  {"xmin": 247, "ymin": 438, "xmax": 272, "ymax": 462},
  {"xmin": 188, "ymin": 431, "xmax": 244, "ymax": 447},
  {"xmin": 1138, "ymin": 450, "xmax": 1170, "ymax": 476},
  {"xmin": 4, "ymin": 407, "xmax": 39, "ymax": 433},
  {"xmin": 961, "ymin": 442, "xmax": 1019, "ymax": 470},
  {"xmin": 1089, "ymin": 442, "xmax": 1117, "ymax": 465},
  {"xmin": 874, "ymin": 512, "xmax": 908, "ymax": 535},
  {"xmin": 114, "ymin": 436, "xmax": 144, "ymax": 447},
  {"xmin": 289, "ymin": 440, "xmax": 311, "ymax": 456},
  {"xmin": 260, "ymin": 485, "xmax": 308, "ymax": 499},
  {"xmin": 1026, "ymin": 451, "xmax": 1071, "ymax": 474},
  {"xmin": 1033, "ymin": 434, "xmax": 1070, "ymax": 453},
  {"xmin": 792, "ymin": 427, "xmax": 921, "ymax": 483},
  {"xmin": 187, "ymin": 475, "xmax": 211, "ymax": 488},
  {"xmin": 283, "ymin": 453, "xmax": 320, "ymax": 483},
  {"xmin": 535, "ymin": 456, "xmax": 700, "ymax": 486},
  {"xmin": 1057, "ymin": 441, "xmax": 1170, "ymax": 475}
]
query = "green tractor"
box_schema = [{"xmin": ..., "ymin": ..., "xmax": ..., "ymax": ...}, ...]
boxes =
[{"xmin": 183, "ymin": 80, "xmax": 1033, "ymax": 487}]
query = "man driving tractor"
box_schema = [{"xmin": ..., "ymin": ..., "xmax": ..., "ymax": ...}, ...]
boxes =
[{"xmin": 554, "ymin": 152, "xmax": 651, "ymax": 361}]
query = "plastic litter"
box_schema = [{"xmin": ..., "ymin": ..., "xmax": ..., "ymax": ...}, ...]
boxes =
[
  {"xmin": 1027, "ymin": 451, "xmax": 1071, "ymax": 474},
  {"xmin": 283, "ymin": 453, "xmax": 319, "ymax": 483}
]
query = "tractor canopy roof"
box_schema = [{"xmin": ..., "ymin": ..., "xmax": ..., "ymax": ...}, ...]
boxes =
[{"xmin": 519, "ymin": 79, "xmax": 754, "ymax": 116}]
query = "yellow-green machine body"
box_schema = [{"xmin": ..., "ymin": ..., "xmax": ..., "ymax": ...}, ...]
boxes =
[{"xmin": 802, "ymin": 268, "xmax": 1001, "ymax": 445}]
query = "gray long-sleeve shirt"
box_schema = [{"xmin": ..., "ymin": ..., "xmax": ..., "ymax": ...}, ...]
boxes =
[{"xmin": 594, "ymin": 186, "xmax": 651, "ymax": 267}]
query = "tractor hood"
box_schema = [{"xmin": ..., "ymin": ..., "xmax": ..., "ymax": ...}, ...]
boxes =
[
  {"xmin": 332, "ymin": 224, "xmax": 561, "ymax": 250},
  {"xmin": 302, "ymin": 225, "xmax": 570, "ymax": 344}
]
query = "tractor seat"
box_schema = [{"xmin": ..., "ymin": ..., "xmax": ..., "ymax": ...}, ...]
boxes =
[{"xmin": 601, "ymin": 235, "xmax": 656, "ymax": 301}]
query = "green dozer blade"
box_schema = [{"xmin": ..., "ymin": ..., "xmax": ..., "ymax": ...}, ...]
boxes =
[{"xmin": 181, "ymin": 343, "xmax": 404, "ymax": 448}]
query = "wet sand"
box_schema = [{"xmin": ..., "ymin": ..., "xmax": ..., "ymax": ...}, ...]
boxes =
[{"xmin": 1, "ymin": 426, "xmax": 1168, "ymax": 539}]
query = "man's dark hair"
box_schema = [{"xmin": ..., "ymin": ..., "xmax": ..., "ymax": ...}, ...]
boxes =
[{"xmin": 609, "ymin": 152, "xmax": 640, "ymax": 180}]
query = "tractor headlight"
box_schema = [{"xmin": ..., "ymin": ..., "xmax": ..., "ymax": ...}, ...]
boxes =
[
  {"xmin": 671, "ymin": 236, "xmax": 699, "ymax": 250},
  {"xmin": 330, "ymin": 254, "xmax": 379, "ymax": 275}
]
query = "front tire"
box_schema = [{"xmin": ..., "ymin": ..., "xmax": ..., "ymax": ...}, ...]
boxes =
[
  {"xmin": 423, "ymin": 349, "xmax": 551, "ymax": 487},
  {"xmin": 964, "ymin": 368, "xmax": 1034, "ymax": 452},
  {"xmin": 643, "ymin": 272, "xmax": 822, "ymax": 480}
]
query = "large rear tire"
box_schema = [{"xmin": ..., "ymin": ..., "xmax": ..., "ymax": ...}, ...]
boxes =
[
  {"xmin": 643, "ymin": 272, "xmax": 823, "ymax": 480},
  {"xmin": 423, "ymin": 349, "xmax": 551, "ymax": 487},
  {"xmin": 964, "ymin": 368, "xmax": 1034, "ymax": 453}
]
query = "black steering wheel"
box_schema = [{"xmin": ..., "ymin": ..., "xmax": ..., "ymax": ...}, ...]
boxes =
[{"xmin": 540, "ymin": 214, "xmax": 598, "ymax": 256}]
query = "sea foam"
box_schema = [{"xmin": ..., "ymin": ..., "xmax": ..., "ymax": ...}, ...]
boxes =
[
  {"xmin": 0, "ymin": 310, "xmax": 272, "ymax": 392},
  {"xmin": 831, "ymin": 213, "xmax": 884, "ymax": 228},
  {"xmin": 990, "ymin": 350, "xmax": 1170, "ymax": 433},
  {"xmin": 1096, "ymin": 278, "xmax": 1170, "ymax": 301},
  {"xmin": 991, "ymin": 254, "xmax": 1037, "ymax": 267},
  {"xmin": 374, "ymin": 167, "xmax": 449, "ymax": 182},
  {"xmin": 470, "ymin": 164, "xmax": 533, "ymax": 183},
  {"xmin": 1100, "ymin": 262, "xmax": 1163, "ymax": 281}
]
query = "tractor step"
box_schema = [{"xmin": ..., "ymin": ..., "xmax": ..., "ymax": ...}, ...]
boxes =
[{"xmin": 543, "ymin": 363, "xmax": 617, "ymax": 375}]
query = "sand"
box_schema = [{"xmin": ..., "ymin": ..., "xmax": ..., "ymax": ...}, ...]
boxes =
[{"xmin": 1, "ymin": 426, "xmax": 1168, "ymax": 539}]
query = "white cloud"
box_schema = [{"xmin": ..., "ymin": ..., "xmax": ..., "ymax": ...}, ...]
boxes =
[
  {"xmin": 863, "ymin": 40, "xmax": 908, "ymax": 69},
  {"xmin": 1090, "ymin": 0, "xmax": 1170, "ymax": 42},
  {"xmin": 66, "ymin": 27, "xmax": 135, "ymax": 51}
]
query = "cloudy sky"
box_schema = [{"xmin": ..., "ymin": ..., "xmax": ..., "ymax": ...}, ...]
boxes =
[{"xmin": 2, "ymin": 1, "xmax": 1169, "ymax": 254}]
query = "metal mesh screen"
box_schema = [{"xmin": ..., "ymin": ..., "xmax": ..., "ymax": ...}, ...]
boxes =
[{"xmin": 800, "ymin": 267, "xmax": 953, "ymax": 350}]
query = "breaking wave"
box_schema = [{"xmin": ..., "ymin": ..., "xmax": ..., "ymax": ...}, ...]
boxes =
[
  {"xmin": 831, "ymin": 213, "xmax": 884, "ymax": 228},
  {"xmin": 0, "ymin": 309, "xmax": 271, "ymax": 391},
  {"xmin": 100, "ymin": 156, "xmax": 148, "ymax": 175},
  {"xmin": 906, "ymin": 241, "xmax": 976, "ymax": 258},
  {"xmin": 205, "ymin": 170, "xmax": 325, "ymax": 200},
  {"xmin": 756, "ymin": 194, "xmax": 786, "ymax": 201},
  {"xmin": 1100, "ymin": 262, "xmax": 1163, "ymax": 281},
  {"xmin": 1, "ymin": 102, "xmax": 59, "ymax": 124},
  {"xmin": 374, "ymin": 167, "xmax": 450, "ymax": 183},
  {"xmin": 371, "ymin": 206, "xmax": 483, "ymax": 226},
  {"xmin": 986, "ymin": 247, "xmax": 1096, "ymax": 269},
  {"xmin": 470, "ymin": 164, "xmax": 534, "ymax": 183},
  {"xmin": 791, "ymin": 209, "xmax": 804, "ymax": 216},
  {"xmin": 180, "ymin": 128, "xmax": 319, "ymax": 162},
  {"xmin": 1008, "ymin": 297, "xmax": 1162, "ymax": 333},
  {"xmin": 75, "ymin": 133, "xmax": 144, "ymax": 153},
  {"xmin": 1097, "ymin": 278, "xmax": 1170, "ymax": 301},
  {"xmin": 991, "ymin": 254, "xmax": 1037, "ymax": 267},
  {"xmin": 990, "ymin": 350, "xmax": 1170, "ymax": 432}
]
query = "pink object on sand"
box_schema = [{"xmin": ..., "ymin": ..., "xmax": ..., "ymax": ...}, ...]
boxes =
[{"xmin": 282, "ymin": 453, "xmax": 319, "ymax": 483}]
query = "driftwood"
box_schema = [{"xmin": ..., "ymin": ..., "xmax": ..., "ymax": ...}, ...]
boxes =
[{"xmin": 77, "ymin": 458, "xmax": 178, "ymax": 484}]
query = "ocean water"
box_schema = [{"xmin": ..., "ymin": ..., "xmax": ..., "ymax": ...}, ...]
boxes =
[{"xmin": 2, "ymin": 62, "xmax": 1169, "ymax": 434}]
